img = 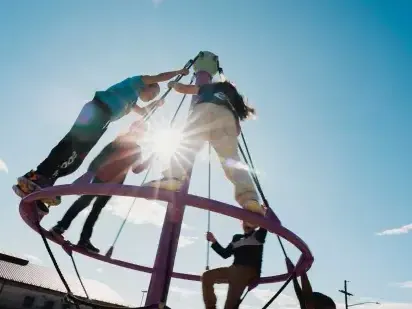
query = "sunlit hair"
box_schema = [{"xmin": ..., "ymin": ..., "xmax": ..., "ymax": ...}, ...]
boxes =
[{"xmin": 212, "ymin": 81, "xmax": 255, "ymax": 121}]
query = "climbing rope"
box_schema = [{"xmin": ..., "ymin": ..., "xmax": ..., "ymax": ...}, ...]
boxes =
[
  {"xmin": 143, "ymin": 52, "xmax": 203, "ymax": 122},
  {"xmin": 215, "ymin": 68, "xmax": 298, "ymax": 309},
  {"xmin": 205, "ymin": 142, "xmax": 212, "ymax": 271},
  {"xmin": 34, "ymin": 203, "xmax": 82, "ymax": 309}
]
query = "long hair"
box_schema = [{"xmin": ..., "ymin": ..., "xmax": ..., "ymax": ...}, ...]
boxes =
[{"xmin": 213, "ymin": 81, "xmax": 255, "ymax": 121}]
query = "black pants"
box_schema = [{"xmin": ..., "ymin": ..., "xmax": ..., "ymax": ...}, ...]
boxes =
[
  {"xmin": 36, "ymin": 99, "xmax": 111, "ymax": 181},
  {"xmin": 57, "ymin": 177, "xmax": 124, "ymax": 241}
]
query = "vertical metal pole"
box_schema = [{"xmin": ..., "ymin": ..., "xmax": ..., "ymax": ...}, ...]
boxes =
[{"xmin": 144, "ymin": 52, "xmax": 219, "ymax": 306}]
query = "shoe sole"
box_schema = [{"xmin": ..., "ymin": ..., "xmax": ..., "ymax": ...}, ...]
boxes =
[
  {"xmin": 50, "ymin": 230, "xmax": 65, "ymax": 240},
  {"xmin": 244, "ymin": 201, "xmax": 265, "ymax": 216},
  {"xmin": 144, "ymin": 180, "xmax": 182, "ymax": 191},
  {"xmin": 16, "ymin": 177, "xmax": 61, "ymax": 206},
  {"xmin": 77, "ymin": 245, "xmax": 99, "ymax": 254},
  {"xmin": 14, "ymin": 185, "xmax": 50, "ymax": 215}
]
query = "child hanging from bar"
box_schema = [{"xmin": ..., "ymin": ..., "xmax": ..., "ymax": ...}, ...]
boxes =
[
  {"xmin": 286, "ymin": 259, "xmax": 336, "ymax": 309},
  {"xmin": 145, "ymin": 79, "xmax": 265, "ymax": 216},
  {"xmin": 13, "ymin": 67, "xmax": 189, "ymax": 206},
  {"xmin": 49, "ymin": 120, "xmax": 154, "ymax": 253}
]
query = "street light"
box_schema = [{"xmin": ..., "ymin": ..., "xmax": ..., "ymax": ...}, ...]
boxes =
[
  {"xmin": 140, "ymin": 290, "xmax": 148, "ymax": 306},
  {"xmin": 348, "ymin": 302, "xmax": 381, "ymax": 307}
]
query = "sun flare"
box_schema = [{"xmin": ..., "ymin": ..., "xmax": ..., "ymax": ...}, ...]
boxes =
[{"xmin": 148, "ymin": 128, "xmax": 183, "ymax": 163}]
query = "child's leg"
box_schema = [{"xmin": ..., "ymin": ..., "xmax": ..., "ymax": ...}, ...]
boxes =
[
  {"xmin": 201, "ymin": 267, "xmax": 230, "ymax": 309},
  {"xmin": 145, "ymin": 104, "xmax": 209, "ymax": 190},
  {"xmin": 208, "ymin": 106, "xmax": 264, "ymax": 215},
  {"xmin": 15, "ymin": 100, "xmax": 110, "ymax": 205},
  {"xmin": 78, "ymin": 195, "xmax": 111, "ymax": 253},
  {"xmin": 224, "ymin": 265, "xmax": 258, "ymax": 309},
  {"xmin": 37, "ymin": 100, "xmax": 110, "ymax": 179},
  {"xmin": 51, "ymin": 195, "xmax": 95, "ymax": 236}
]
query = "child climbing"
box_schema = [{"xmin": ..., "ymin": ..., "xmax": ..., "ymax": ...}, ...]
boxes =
[
  {"xmin": 49, "ymin": 120, "xmax": 153, "ymax": 254},
  {"xmin": 144, "ymin": 80, "xmax": 265, "ymax": 216},
  {"xmin": 13, "ymin": 68, "xmax": 189, "ymax": 206},
  {"xmin": 287, "ymin": 259, "xmax": 336, "ymax": 309},
  {"xmin": 203, "ymin": 218, "xmax": 267, "ymax": 309}
]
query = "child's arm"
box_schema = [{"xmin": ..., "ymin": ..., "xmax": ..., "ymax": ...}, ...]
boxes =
[
  {"xmin": 133, "ymin": 99, "xmax": 164, "ymax": 115},
  {"xmin": 301, "ymin": 272, "xmax": 315, "ymax": 309},
  {"xmin": 210, "ymin": 236, "xmax": 236, "ymax": 259},
  {"xmin": 286, "ymin": 259, "xmax": 306, "ymax": 309},
  {"xmin": 132, "ymin": 154, "xmax": 155, "ymax": 174},
  {"xmin": 168, "ymin": 81, "xmax": 200, "ymax": 95},
  {"xmin": 141, "ymin": 69, "xmax": 189, "ymax": 85}
]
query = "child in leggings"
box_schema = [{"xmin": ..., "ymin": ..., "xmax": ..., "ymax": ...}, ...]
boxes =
[
  {"xmin": 50, "ymin": 120, "xmax": 153, "ymax": 253},
  {"xmin": 287, "ymin": 260, "xmax": 336, "ymax": 309},
  {"xmin": 145, "ymin": 80, "xmax": 265, "ymax": 216},
  {"xmin": 13, "ymin": 68, "xmax": 189, "ymax": 206}
]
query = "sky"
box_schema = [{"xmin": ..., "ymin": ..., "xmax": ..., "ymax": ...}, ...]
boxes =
[{"xmin": 0, "ymin": 0, "xmax": 411, "ymax": 308}]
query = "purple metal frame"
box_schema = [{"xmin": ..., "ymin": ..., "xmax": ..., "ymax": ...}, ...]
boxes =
[
  {"xmin": 144, "ymin": 71, "xmax": 213, "ymax": 305},
  {"xmin": 19, "ymin": 180, "xmax": 314, "ymax": 295}
]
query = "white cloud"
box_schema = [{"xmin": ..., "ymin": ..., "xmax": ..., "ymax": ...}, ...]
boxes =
[
  {"xmin": 376, "ymin": 224, "xmax": 412, "ymax": 236},
  {"xmin": 83, "ymin": 278, "xmax": 125, "ymax": 304},
  {"xmin": 104, "ymin": 197, "xmax": 193, "ymax": 230},
  {"xmin": 178, "ymin": 235, "xmax": 198, "ymax": 248},
  {"xmin": 96, "ymin": 268, "xmax": 103, "ymax": 273},
  {"xmin": 24, "ymin": 254, "xmax": 43, "ymax": 265},
  {"xmin": 0, "ymin": 159, "xmax": 8, "ymax": 173},
  {"xmin": 339, "ymin": 303, "xmax": 412, "ymax": 309},
  {"xmin": 252, "ymin": 288, "xmax": 298, "ymax": 308},
  {"xmin": 390, "ymin": 281, "xmax": 412, "ymax": 289},
  {"xmin": 169, "ymin": 286, "xmax": 199, "ymax": 298}
]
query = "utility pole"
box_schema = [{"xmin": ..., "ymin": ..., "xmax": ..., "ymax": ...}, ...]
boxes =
[
  {"xmin": 140, "ymin": 290, "xmax": 147, "ymax": 306},
  {"xmin": 339, "ymin": 280, "xmax": 354, "ymax": 309}
]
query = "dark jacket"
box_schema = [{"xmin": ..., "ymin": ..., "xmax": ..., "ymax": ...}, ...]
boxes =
[{"xmin": 211, "ymin": 228, "xmax": 267, "ymax": 275}]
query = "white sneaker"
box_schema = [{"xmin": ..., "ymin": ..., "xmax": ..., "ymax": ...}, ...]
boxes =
[
  {"xmin": 244, "ymin": 200, "xmax": 266, "ymax": 216},
  {"xmin": 143, "ymin": 177, "xmax": 183, "ymax": 191}
]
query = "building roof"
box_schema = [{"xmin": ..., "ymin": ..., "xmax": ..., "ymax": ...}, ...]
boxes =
[{"xmin": 0, "ymin": 253, "xmax": 127, "ymax": 306}]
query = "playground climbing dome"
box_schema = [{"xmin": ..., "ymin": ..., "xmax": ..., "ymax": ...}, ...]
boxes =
[{"xmin": 18, "ymin": 51, "xmax": 314, "ymax": 309}]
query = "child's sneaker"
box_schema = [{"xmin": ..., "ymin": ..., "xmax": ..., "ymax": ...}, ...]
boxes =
[
  {"xmin": 244, "ymin": 200, "xmax": 266, "ymax": 216},
  {"xmin": 14, "ymin": 170, "xmax": 61, "ymax": 206},
  {"xmin": 77, "ymin": 239, "xmax": 100, "ymax": 254},
  {"xmin": 50, "ymin": 225, "xmax": 65, "ymax": 238},
  {"xmin": 143, "ymin": 177, "xmax": 183, "ymax": 191}
]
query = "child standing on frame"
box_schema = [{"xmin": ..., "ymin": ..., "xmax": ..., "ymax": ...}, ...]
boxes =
[
  {"xmin": 50, "ymin": 120, "xmax": 153, "ymax": 253},
  {"xmin": 13, "ymin": 68, "xmax": 189, "ymax": 206},
  {"xmin": 145, "ymin": 80, "xmax": 265, "ymax": 217}
]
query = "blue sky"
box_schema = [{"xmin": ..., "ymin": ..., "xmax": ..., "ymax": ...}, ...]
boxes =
[{"xmin": 0, "ymin": 0, "xmax": 411, "ymax": 308}]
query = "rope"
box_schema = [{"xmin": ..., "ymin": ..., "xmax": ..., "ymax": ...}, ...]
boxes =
[
  {"xmin": 205, "ymin": 143, "xmax": 212, "ymax": 270},
  {"xmin": 67, "ymin": 252, "xmax": 89, "ymax": 299},
  {"xmin": 143, "ymin": 52, "xmax": 203, "ymax": 122},
  {"xmin": 34, "ymin": 203, "xmax": 81, "ymax": 309},
  {"xmin": 214, "ymin": 70, "xmax": 295, "ymax": 309},
  {"xmin": 237, "ymin": 137, "xmax": 289, "ymax": 259}
]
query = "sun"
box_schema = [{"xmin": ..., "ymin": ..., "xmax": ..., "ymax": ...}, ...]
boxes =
[{"xmin": 148, "ymin": 127, "xmax": 183, "ymax": 163}]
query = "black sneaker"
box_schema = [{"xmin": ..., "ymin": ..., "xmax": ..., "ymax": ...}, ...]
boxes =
[
  {"xmin": 77, "ymin": 239, "xmax": 100, "ymax": 254},
  {"xmin": 49, "ymin": 224, "xmax": 66, "ymax": 239},
  {"xmin": 50, "ymin": 225, "xmax": 65, "ymax": 237}
]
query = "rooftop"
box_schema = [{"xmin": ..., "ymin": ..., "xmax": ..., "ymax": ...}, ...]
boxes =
[{"xmin": 0, "ymin": 252, "xmax": 126, "ymax": 306}]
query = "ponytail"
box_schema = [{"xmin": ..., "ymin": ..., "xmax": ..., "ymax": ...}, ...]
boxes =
[{"xmin": 214, "ymin": 81, "xmax": 256, "ymax": 121}]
